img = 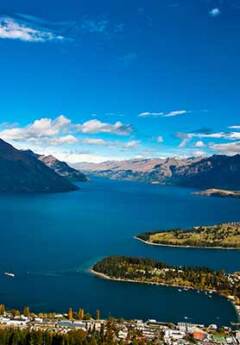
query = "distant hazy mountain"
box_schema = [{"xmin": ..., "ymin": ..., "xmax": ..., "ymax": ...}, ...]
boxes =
[
  {"xmin": 75, "ymin": 157, "xmax": 200, "ymax": 183},
  {"xmin": 0, "ymin": 139, "xmax": 78, "ymax": 193},
  {"xmin": 75, "ymin": 155, "xmax": 240, "ymax": 190},
  {"xmin": 38, "ymin": 154, "xmax": 87, "ymax": 182}
]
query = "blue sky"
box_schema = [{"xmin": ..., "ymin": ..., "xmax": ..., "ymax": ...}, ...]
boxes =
[{"xmin": 0, "ymin": 0, "xmax": 240, "ymax": 162}]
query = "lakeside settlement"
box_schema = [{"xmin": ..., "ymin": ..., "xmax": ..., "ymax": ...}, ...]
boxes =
[{"xmin": 0, "ymin": 305, "xmax": 240, "ymax": 345}]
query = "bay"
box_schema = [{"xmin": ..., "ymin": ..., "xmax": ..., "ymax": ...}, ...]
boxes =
[{"xmin": 0, "ymin": 177, "xmax": 239, "ymax": 325}]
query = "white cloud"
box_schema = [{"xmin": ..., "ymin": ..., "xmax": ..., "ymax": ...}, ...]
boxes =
[
  {"xmin": 0, "ymin": 115, "xmax": 134, "ymax": 160},
  {"xmin": 0, "ymin": 115, "xmax": 71, "ymax": 141},
  {"xmin": 0, "ymin": 17, "xmax": 64, "ymax": 42},
  {"xmin": 195, "ymin": 140, "xmax": 205, "ymax": 148},
  {"xmin": 49, "ymin": 135, "xmax": 78, "ymax": 145},
  {"xmin": 177, "ymin": 130, "xmax": 240, "ymax": 148},
  {"xmin": 81, "ymin": 138, "xmax": 107, "ymax": 145},
  {"xmin": 209, "ymin": 8, "xmax": 221, "ymax": 17},
  {"xmin": 192, "ymin": 150, "xmax": 206, "ymax": 157},
  {"xmin": 123, "ymin": 140, "xmax": 140, "ymax": 148},
  {"xmin": 227, "ymin": 132, "xmax": 240, "ymax": 140},
  {"xmin": 157, "ymin": 136, "xmax": 164, "ymax": 143},
  {"xmin": 209, "ymin": 142, "xmax": 240, "ymax": 155},
  {"xmin": 138, "ymin": 109, "xmax": 188, "ymax": 118},
  {"xmin": 76, "ymin": 119, "xmax": 132, "ymax": 135},
  {"xmin": 192, "ymin": 131, "xmax": 240, "ymax": 140},
  {"xmin": 229, "ymin": 125, "xmax": 240, "ymax": 129},
  {"xmin": 0, "ymin": 116, "xmax": 139, "ymax": 163},
  {"xmin": 81, "ymin": 137, "xmax": 139, "ymax": 149}
]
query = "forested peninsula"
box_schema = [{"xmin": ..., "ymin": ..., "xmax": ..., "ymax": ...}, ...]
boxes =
[
  {"xmin": 92, "ymin": 256, "xmax": 240, "ymax": 304},
  {"xmin": 136, "ymin": 223, "xmax": 240, "ymax": 249}
]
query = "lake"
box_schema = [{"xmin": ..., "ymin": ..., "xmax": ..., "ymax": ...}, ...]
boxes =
[{"xmin": 0, "ymin": 177, "xmax": 239, "ymax": 325}]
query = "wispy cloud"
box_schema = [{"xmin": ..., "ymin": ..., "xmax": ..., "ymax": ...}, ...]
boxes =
[
  {"xmin": 81, "ymin": 19, "xmax": 109, "ymax": 33},
  {"xmin": 176, "ymin": 132, "xmax": 191, "ymax": 148},
  {"xmin": 81, "ymin": 138, "xmax": 139, "ymax": 149},
  {"xmin": 229, "ymin": 125, "xmax": 240, "ymax": 129},
  {"xmin": 80, "ymin": 17, "xmax": 125, "ymax": 36},
  {"xmin": 164, "ymin": 110, "xmax": 188, "ymax": 117},
  {"xmin": 0, "ymin": 16, "xmax": 64, "ymax": 42},
  {"xmin": 139, "ymin": 112, "xmax": 164, "ymax": 117},
  {"xmin": 209, "ymin": 8, "xmax": 221, "ymax": 17},
  {"xmin": 138, "ymin": 109, "xmax": 188, "ymax": 118}
]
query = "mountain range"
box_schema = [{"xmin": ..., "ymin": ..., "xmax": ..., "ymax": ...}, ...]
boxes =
[
  {"xmin": 1, "ymin": 136, "xmax": 240, "ymax": 193},
  {"xmin": 75, "ymin": 155, "xmax": 240, "ymax": 190},
  {"xmin": 0, "ymin": 139, "xmax": 86, "ymax": 193}
]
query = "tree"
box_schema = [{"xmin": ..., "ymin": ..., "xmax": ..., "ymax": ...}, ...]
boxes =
[
  {"xmin": 0, "ymin": 304, "xmax": 5, "ymax": 315},
  {"xmin": 78, "ymin": 308, "xmax": 84, "ymax": 320},
  {"xmin": 23, "ymin": 306, "xmax": 30, "ymax": 317},
  {"xmin": 96, "ymin": 309, "xmax": 100, "ymax": 320},
  {"xmin": 11, "ymin": 309, "xmax": 20, "ymax": 317},
  {"xmin": 68, "ymin": 307, "xmax": 73, "ymax": 320}
]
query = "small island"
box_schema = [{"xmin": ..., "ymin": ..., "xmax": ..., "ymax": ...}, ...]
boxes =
[
  {"xmin": 194, "ymin": 188, "xmax": 240, "ymax": 199},
  {"xmin": 92, "ymin": 256, "xmax": 240, "ymax": 304},
  {"xmin": 136, "ymin": 223, "xmax": 240, "ymax": 249}
]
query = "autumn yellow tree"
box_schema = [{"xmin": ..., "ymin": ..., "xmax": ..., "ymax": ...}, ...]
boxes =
[
  {"xmin": 0, "ymin": 304, "xmax": 5, "ymax": 315},
  {"xmin": 68, "ymin": 307, "xmax": 73, "ymax": 320},
  {"xmin": 78, "ymin": 308, "xmax": 84, "ymax": 320}
]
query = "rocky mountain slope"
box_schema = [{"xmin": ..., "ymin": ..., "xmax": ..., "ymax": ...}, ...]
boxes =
[
  {"xmin": 38, "ymin": 154, "xmax": 87, "ymax": 182},
  {"xmin": 0, "ymin": 139, "xmax": 78, "ymax": 193}
]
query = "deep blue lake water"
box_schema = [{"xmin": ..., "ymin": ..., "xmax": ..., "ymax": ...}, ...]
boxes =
[{"xmin": 0, "ymin": 177, "xmax": 239, "ymax": 325}]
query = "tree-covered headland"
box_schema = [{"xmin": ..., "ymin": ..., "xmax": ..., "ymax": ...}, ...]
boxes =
[
  {"xmin": 137, "ymin": 223, "xmax": 240, "ymax": 248},
  {"xmin": 93, "ymin": 256, "xmax": 240, "ymax": 303}
]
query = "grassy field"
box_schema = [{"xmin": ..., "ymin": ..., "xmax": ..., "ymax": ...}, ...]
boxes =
[{"xmin": 137, "ymin": 223, "xmax": 240, "ymax": 248}]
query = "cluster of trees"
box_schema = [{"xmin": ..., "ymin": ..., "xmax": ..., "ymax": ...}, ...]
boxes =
[
  {"xmin": 67, "ymin": 308, "xmax": 100, "ymax": 321},
  {"xmin": 0, "ymin": 328, "xmax": 105, "ymax": 345},
  {"xmin": 0, "ymin": 321, "xmax": 155, "ymax": 345},
  {"xmin": 0, "ymin": 304, "xmax": 101, "ymax": 322},
  {"xmin": 137, "ymin": 223, "xmax": 240, "ymax": 248},
  {"xmin": 93, "ymin": 256, "xmax": 240, "ymax": 299},
  {"xmin": 0, "ymin": 305, "xmax": 31, "ymax": 318}
]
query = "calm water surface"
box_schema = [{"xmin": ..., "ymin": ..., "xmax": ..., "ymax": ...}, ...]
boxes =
[{"xmin": 0, "ymin": 177, "xmax": 239, "ymax": 325}]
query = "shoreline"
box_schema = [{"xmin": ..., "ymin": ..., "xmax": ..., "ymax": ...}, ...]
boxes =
[
  {"xmin": 134, "ymin": 236, "xmax": 240, "ymax": 250},
  {"xmin": 90, "ymin": 268, "xmax": 207, "ymax": 291},
  {"xmin": 90, "ymin": 268, "xmax": 240, "ymax": 323},
  {"xmin": 90, "ymin": 268, "xmax": 216, "ymax": 293}
]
